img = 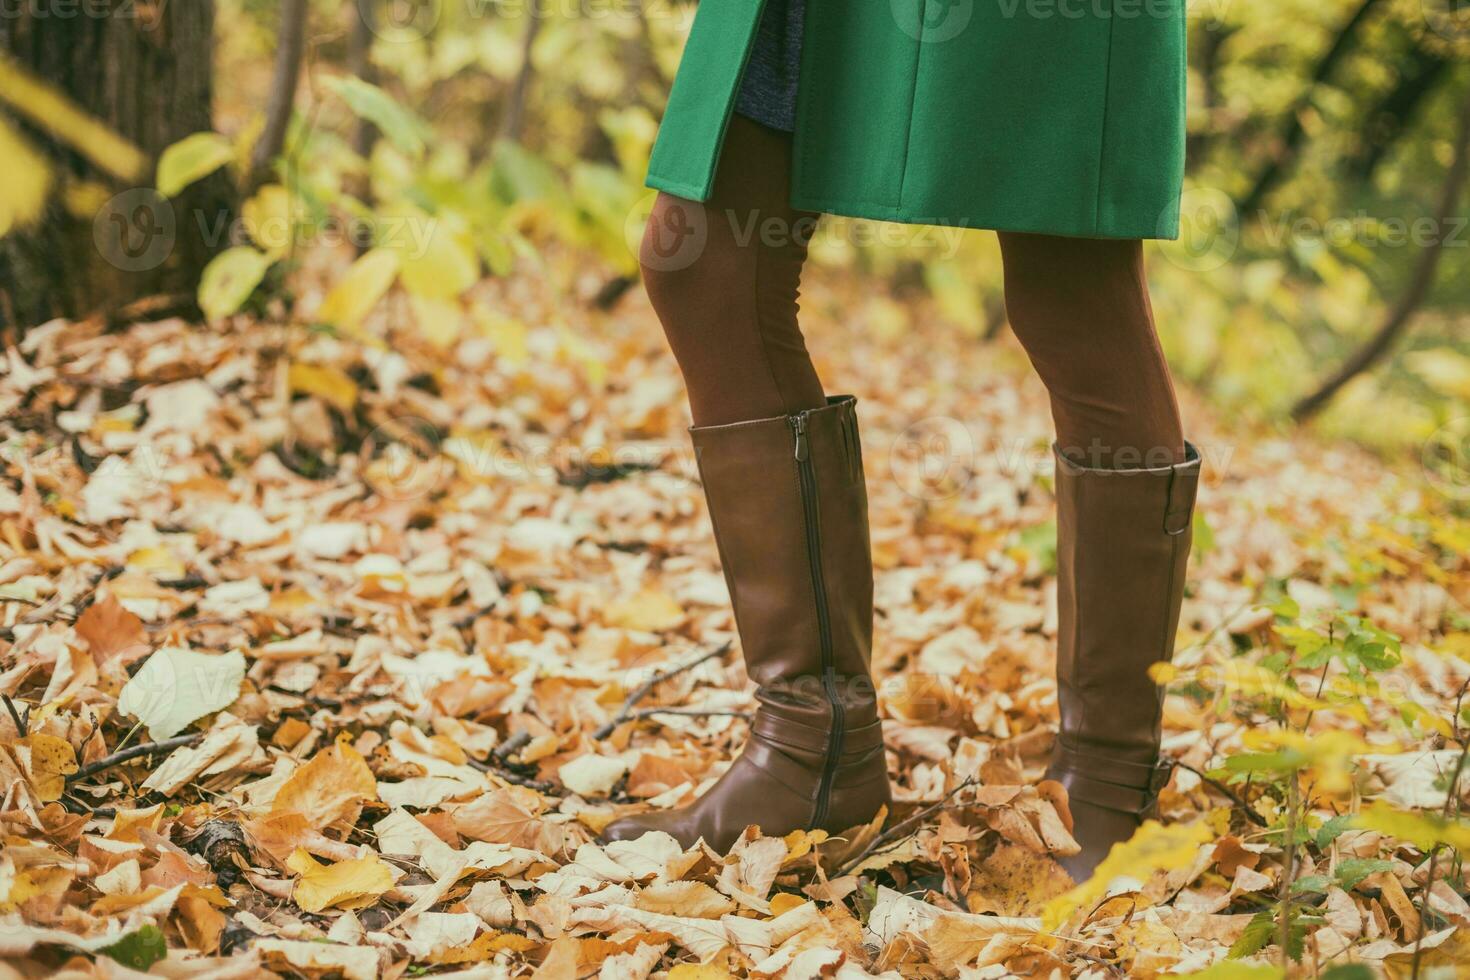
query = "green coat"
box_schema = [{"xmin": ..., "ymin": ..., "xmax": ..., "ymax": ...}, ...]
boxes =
[{"xmin": 646, "ymin": 0, "xmax": 1187, "ymax": 240}]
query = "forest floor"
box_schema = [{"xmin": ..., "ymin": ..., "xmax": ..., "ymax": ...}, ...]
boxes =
[{"xmin": 0, "ymin": 250, "xmax": 1467, "ymax": 978}]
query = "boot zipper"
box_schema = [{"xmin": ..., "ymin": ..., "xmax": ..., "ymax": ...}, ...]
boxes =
[{"xmin": 790, "ymin": 410, "xmax": 845, "ymax": 828}]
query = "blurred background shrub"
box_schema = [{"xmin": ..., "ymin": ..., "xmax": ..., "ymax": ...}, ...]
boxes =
[{"xmin": 1, "ymin": 0, "xmax": 1469, "ymax": 455}]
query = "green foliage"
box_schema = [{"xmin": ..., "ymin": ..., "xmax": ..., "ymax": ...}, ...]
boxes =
[
  {"xmin": 1228, "ymin": 906, "xmax": 1319, "ymax": 963},
  {"xmin": 100, "ymin": 925, "xmax": 167, "ymax": 971},
  {"xmin": 1015, "ymin": 519, "xmax": 1058, "ymax": 576},
  {"xmin": 198, "ymin": 246, "xmax": 274, "ymax": 321},
  {"xmin": 1331, "ymin": 857, "xmax": 1395, "ymax": 890},
  {"xmin": 322, "ymin": 77, "xmax": 432, "ymax": 159},
  {"xmin": 156, "ymin": 131, "xmax": 235, "ymax": 198}
]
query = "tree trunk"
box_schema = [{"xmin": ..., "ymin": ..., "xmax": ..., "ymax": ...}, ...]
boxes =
[
  {"xmin": 0, "ymin": 0, "xmax": 234, "ymax": 329},
  {"xmin": 248, "ymin": 0, "xmax": 310, "ymax": 193}
]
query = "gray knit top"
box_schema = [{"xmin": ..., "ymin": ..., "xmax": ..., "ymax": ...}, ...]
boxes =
[{"xmin": 733, "ymin": 0, "xmax": 804, "ymax": 132}]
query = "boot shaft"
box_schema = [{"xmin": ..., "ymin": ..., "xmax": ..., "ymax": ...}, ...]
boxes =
[
  {"xmin": 690, "ymin": 396, "xmax": 875, "ymax": 706},
  {"xmin": 1053, "ymin": 443, "xmax": 1202, "ymax": 762}
]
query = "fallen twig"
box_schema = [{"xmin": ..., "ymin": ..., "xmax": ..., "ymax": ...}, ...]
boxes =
[
  {"xmin": 3, "ymin": 694, "xmax": 27, "ymax": 737},
  {"xmin": 835, "ymin": 778, "xmax": 977, "ymax": 877},
  {"xmin": 71, "ymin": 732, "xmax": 203, "ymax": 781},
  {"xmin": 632, "ymin": 708, "xmax": 752, "ymax": 723},
  {"xmin": 466, "ymin": 754, "xmax": 559, "ymax": 795},
  {"xmin": 1175, "ymin": 761, "xmax": 1269, "ymax": 827},
  {"xmin": 493, "ymin": 730, "xmax": 532, "ymax": 763},
  {"xmin": 591, "ymin": 642, "xmax": 733, "ymax": 739}
]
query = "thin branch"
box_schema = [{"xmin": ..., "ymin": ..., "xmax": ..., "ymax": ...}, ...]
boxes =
[
  {"xmin": 466, "ymin": 754, "xmax": 559, "ymax": 795},
  {"xmin": 835, "ymin": 779, "xmax": 977, "ymax": 878},
  {"xmin": 2, "ymin": 694, "xmax": 27, "ymax": 737},
  {"xmin": 631, "ymin": 708, "xmax": 752, "ymax": 723},
  {"xmin": 493, "ymin": 729, "xmax": 532, "ymax": 763},
  {"xmin": 497, "ymin": 11, "xmax": 542, "ymax": 144},
  {"xmin": 1293, "ymin": 84, "xmax": 1470, "ymax": 420},
  {"xmin": 1237, "ymin": 0, "xmax": 1385, "ymax": 216},
  {"xmin": 248, "ymin": 0, "xmax": 310, "ymax": 191},
  {"xmin": 1175, "ymin": 761, "xmax": 1270, "ymax": 827},
  {"xmin": 348, "ymin": 0, "xmax": 379, "ymax": 161},
  {"xmin": 591, "ymin": 642, "xmax": 732, "ymax": 740},
  {"xmin": 1278, "ymin": 771, "xmax": 1299, "ymax": 969},
  {"xmin": 70, "ymin": 732, "xmax": 202, "ymax": 781}
]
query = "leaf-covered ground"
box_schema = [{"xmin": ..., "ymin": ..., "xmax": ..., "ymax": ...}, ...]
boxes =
[{"xmin": 1, "ymin": 253, "xmax": 1468, "ymax": 978}]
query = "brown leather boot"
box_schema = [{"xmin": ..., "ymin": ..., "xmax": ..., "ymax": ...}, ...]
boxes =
[
  {"xmin": 602, "ymin": 396, "xmax": 891, "ymax": 852},
  {"xmin": 1045, "ymin": 443, "xmax": 1202, "ymax": 883}
]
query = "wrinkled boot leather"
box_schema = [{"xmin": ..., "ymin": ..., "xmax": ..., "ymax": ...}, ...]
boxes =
[
  {"xmin": 1046, "ymin": 443, "xmax": 1202, "ymax": 883},
  {"xmin": 602, "ymin": 396, "xmax": 891, "ymax": 852}
]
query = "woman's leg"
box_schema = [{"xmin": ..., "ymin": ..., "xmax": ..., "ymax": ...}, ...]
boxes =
[
  {"xmin": 605, "ymin": 114, "xmax": 890, "ymax": 852},
  {"xmin": 639, "ymin": 113, "xmax": 826, "ymax": 427},
  {"xmin": 998, "ymin": 231, "xmax": 1201, "ymax": 883},
  {"xmin": 997, "ymin": 232, "xmax": 1184, "ymax": 468}
]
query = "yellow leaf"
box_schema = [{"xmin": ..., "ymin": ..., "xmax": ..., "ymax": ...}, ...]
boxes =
[
  {"xmin": 1041, "ymin": 820, "xmax": 1213, "ymax": 932},
  {"xmin": 603, "ymin": 588, "xmax": 685, "ymax": 632},
  {"xmin": 395, "ymin": 207, "xmax": 478, "ymax": 300},
  {"xmin": 63, "ymin": 179, "xmax": 111, "ymax": 219},
  {"xmin": 198, "ymin": 246, "xmax": 272, "ymax": 321},
  {"xmin": 242, "ymin": 184, "xmax": 297, "ymax": 258},
  {"xmin": 126, "ymin": 547, "xmax": 187, "ymax": 580},
  {"xmin": 472, "ymin": 308, "xmax": 529, "ymax": 365},
  {"xmin": 272, "ymin": 734, "xmax": 378, "ymax": 827},
  {"xmin": 429, "ymin": 930, "xmax": 540, "ymax": 964},
  {"xmin": 287, "ymin": 848, "xmax": 393, "ymax": 913},
  {"xmin": 21, "ymin": 733, "xmax": 77, "ymax": 802},
  {"xmin": 288, "ymin": 362, "xmax": 359, "ymax": 414},
  {"xmin": 409, "ymin": 294, "xmax": 465, "ymax": 348},
  {"xmin": 667, "ymin": 966, "xmax": 737, "ymax": 980},
  {"xmin": 767, "ymin": 892, "xmax": 807, "ymax": 917},
  {"xmin": 780, "ymin": 828, "xmax": 828, "ymax": 864},
  {"xmin": 1403, "ymin": 349, "xmax": 1470, "ymax": 400},
  {"xmin": 557, "ymin": 325, "xmax": 608, "ymax": 388},
  {"xmin": 157, "ymin": 132, "xmax": 233, "ymax": 198},
  {"xmin": 1355, "ymin": 802, "xmax": 1470, "ymax": 857},
  {"xmin": 318, "ymin": 247, "xmax": 400, "ymax": 332},
  {"xmin": 0, "ymin": 116, "xmax": 52, "ymax": 235},
  {"xmin": 0, "ymin": 54, "xmax": 146, "ymax": 181}
]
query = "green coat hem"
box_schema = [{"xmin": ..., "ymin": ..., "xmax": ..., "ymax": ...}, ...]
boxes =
[{"xmin": 643, "ymin": 170, "xmax": 1183, "ymax": 240}]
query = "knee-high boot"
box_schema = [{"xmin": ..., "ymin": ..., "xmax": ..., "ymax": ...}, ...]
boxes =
[
  {"xmin": 1046, "ymin": 444, "xmax": 1202, "ymax": 882},
  {"xmin": 602, "ymin": 396, "xmax": 891, "ymax": 851}
]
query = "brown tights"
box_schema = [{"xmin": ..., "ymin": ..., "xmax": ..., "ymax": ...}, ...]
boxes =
[{"xmin": 640, "ymin": 114, "xmax": 1185, "ymax": 468}]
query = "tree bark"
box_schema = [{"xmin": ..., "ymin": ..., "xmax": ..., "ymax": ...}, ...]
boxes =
[
  {"xmin": 248, "ymin": 0, "xmax": 310, "ymax": 193},
  {"xmin": 0, "ymin": 0, "xmax": 234, "ymax": 329},
  {"xmin": 1292, "ymin": 85, "xmax": 1470, "ymax": 422},
  {"xmin": 348, "ymin": 0, "xmax": 380, "ymax": 163}
]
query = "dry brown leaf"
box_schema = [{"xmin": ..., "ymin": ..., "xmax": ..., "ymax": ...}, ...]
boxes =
[
  {"xmin": 271, "ymin": 734, "xmax": 378, "ymax": 828},
  {"xmin": 74, "ymin": 593, "xmax": 150, "ymax": 664}
]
